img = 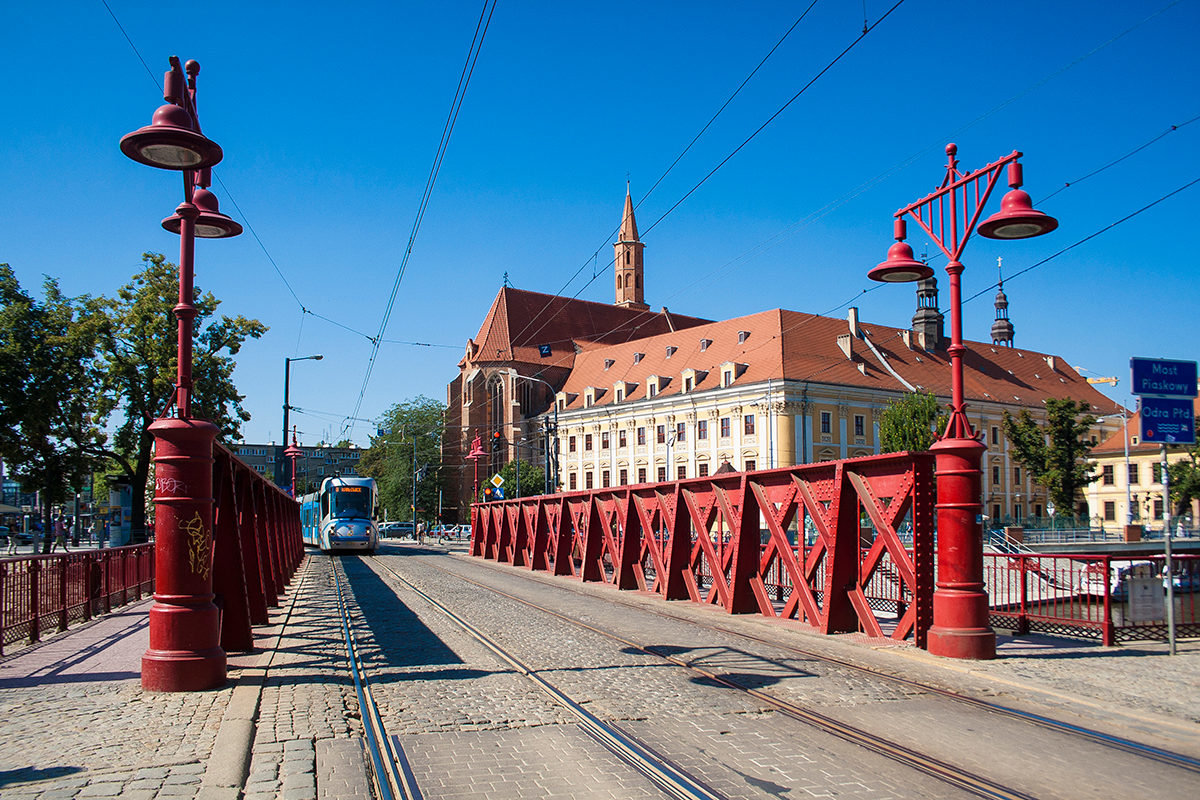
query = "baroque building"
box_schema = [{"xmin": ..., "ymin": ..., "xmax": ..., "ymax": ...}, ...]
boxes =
[{"xmin": 443, "ymin": 191, "xmax": 1118, "ymax": 523}]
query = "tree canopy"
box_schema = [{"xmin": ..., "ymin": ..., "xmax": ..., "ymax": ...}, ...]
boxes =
[
  {"xmin": 0, "ymin": 264, "xmax": 107, "ymax": 548},
  {"xmin": 358, "ymin": 396, "xmax": 446, "ymax": 523},
  {"xmin": 1003, "ymin": 398, "xmax": 1099, "ymax": 514},
  {"xmin": 878, "ymin": 391, "xmax": 947, "ymax": 453}
]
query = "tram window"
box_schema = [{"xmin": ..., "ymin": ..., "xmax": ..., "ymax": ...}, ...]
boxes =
[
  {"xmin": 331, "ymin": 487, "xmax": 371, "ymax": 519},
  {"xmin": 320, "ymin": 493, "xmax": 329, "ymax": 519}
]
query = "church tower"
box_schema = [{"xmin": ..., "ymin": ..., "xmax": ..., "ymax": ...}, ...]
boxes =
[
  {"xmin": 614, "ymin": 185, "xmax": 648, "ymax": 310},
  {"xmin": 911, "ymin": 274, "xmax": 944, "ymax": 350},
  {"xmin": 991, "ymin": 258, "xmax": 1015, "ymax": 346}
]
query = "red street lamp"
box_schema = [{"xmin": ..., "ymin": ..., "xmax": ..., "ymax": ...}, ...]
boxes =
[
  {"xmin": 869, "ymin": 144, "xmax": 1057, "ymax": 660},
  {"xmin": 466, "ymin": 434, "xmax": 486, "ymax": 501},
  {"xmin": 121, "ymin": 57, "xmax": 242, "ymax": 691},
  {"xmin": 285, "ymin": 429, "xmax": 304, "ymax": 498}
]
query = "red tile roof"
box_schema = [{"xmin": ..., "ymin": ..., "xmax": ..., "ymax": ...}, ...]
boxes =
[
  {"xmin": 559, "ymin": 306, "xmax": 1117, "ymax": 413},
  {"xmin": 461, "ymin": 287, "xmax": 711, "ymax": 372}
]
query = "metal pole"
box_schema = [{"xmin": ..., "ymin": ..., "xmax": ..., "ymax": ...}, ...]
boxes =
[
  {"xmin": 1162, "ymin": 444, "xmax": 1176, "ymax": 655},
  {"xmin": 1124, "ymin": 404, "xmax": 1133, "ymax": 525},
  {"xmin": 281, "ymin": 358, "xmax": 291, "ymax": 489}
]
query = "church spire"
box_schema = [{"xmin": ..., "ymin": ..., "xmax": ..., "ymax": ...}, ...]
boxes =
[
  {"xmin": 991, "ymin": 256, "xmax": 1015, "ymax": 346},
  {"xmin": 614, "ymin": 183, "xmax": 648, "ymax": 309}
]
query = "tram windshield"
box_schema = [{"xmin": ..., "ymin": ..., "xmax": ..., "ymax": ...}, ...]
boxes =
[{"xmin": 330, "ymin": 486, "xmax": 372, "ymax": 519}]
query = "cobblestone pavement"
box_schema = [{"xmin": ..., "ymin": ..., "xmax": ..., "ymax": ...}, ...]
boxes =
[{"xmin": 358, "ymin": 546, "xmax": 1199, "ymax": 800}]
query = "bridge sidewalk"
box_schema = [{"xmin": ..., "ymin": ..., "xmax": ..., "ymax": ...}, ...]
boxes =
[{"xmin": 0, "ymin": 556, "xmax": 373, "ymax": 800}]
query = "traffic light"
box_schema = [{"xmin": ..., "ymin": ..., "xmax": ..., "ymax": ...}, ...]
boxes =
[
  {"xmin": 491, "ymin": 430, "xmax": 503, "ymax": 450},
  {"xmin": 483, "ymin": 485, "xmax": 494, "ymax": 501}
]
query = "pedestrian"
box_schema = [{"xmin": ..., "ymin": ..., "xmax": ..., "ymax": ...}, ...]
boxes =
[
  {"xmin": 91, "ymin": 517, "xmax": 101, "ymax": 545},
  {"xmin": 3, "ymin": 527, "xmax": 14, "ymax": 556},
  {"xmin": 52, "ymin": 516, "xmax": 69, "ymax": 552},
  {"xmin": 416, "ymin": 521, "xmax": 425, "ymax": 545}
]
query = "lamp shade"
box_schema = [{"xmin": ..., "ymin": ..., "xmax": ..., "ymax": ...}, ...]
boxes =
[
  {"xmin": 978, "ymin": 189, "xmax": 1058, "ymax": 239},
  {"xmin": 162, "ymin": 188, "xmax": 243, "ymax": 238},
  {"xmin": 868, "ymin": 241, "xmax": 933, "ymax": 283},
  {"xmin": 120, "ymin": 104, "xmax": 223, "ymax": 170}
]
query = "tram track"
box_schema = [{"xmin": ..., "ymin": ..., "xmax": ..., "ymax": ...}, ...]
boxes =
[
  {"xmin": 449, "ymin": 552, "xmax": 1200, "ymax": 775},
  {"xmin": 369, "ymin": 555, "xmax": 1035, "ymax": 800}
]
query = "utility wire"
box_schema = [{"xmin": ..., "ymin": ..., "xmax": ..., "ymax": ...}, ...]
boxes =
[{"xmin": 346, "ymin": 0, "xmax": 498, "ymax": 438}]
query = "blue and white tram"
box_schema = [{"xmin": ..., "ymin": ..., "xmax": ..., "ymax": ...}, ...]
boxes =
[{"xmin": 300, "ymin": 476, "xmax": 379, "ymax": 554}]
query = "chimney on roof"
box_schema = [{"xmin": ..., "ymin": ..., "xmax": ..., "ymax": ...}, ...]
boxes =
[
  {"xmin": 847, "ymin": 307, "xmax": 860, "ymax": 338},
  {"xmin": 837, "ymin": 333, "xmax": 854, "ymax": 360},
  {"xmin": 900, "ymin": 330, "xmax": 913, "ymax": 350}
]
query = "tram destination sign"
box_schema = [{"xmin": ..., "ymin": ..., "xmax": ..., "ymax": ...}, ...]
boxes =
[
  {"xmin": 1130, "ymin": 357, "xmax": 1197, "ymax": 398},
  {"xmin": 1140, "ymin": 396, "xmax": 1196, "ymax": 444}
]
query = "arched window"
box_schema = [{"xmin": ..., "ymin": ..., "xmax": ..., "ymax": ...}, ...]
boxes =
[
  {"xmin": 625, "ymin": 251, "xmax": 630, "ymax": 264},
  {"xmin": 488, "ymin": 375, "xmax": 505, "ymax": 476}
]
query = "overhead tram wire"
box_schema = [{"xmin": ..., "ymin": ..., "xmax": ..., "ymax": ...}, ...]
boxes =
[
  {"xmin": 346, "ymin": 0, "xmax": 498, "ymax": 439},
  {"xmin": 510, "ymin": 2, "xmax": 906, "ymax": 354}
]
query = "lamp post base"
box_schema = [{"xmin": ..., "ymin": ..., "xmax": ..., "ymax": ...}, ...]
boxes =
[
  {"xmin": 928, "ymin": 433, "xmax": 996, "ymax": 661},
  {"xmin": 142, "ymin": 416, "xmax": 227, "ymax": 691}
]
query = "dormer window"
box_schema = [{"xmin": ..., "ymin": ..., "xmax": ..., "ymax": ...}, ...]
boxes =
[
  {"xmin": 634, "ymin": 352, "xmax": 644, "ymax": 364},
  {"xmin": 584, "ymin": 388, "xmax": 595, "ymax": 408},
  {"xmin": 723, "ymin": 369, "xmax": 733, "ymax": 387},
  {"xmin": 647, "ymin": 375, "xmax": 660, "ymax": 397},
  {"xmin": 615, "ymin": 387, "xmax": 624, "ymax": 402},
  {"xmin": 699, "ymin": 338, "xmax": 712, "ymax": 351},
  {"xmin": 666, "ymin": 346, "xmax": 678, "ymax": 359},
  {"xmin": 738, "ymin": 330, "xmax": 749, "ymax": 344},
  {"xmin": 684, "ymin": 376, "xmax": 693, "ymax": 393},
  {"xmin": 604, "ymin": 359, "xmax": 615, "ymax": 370}
]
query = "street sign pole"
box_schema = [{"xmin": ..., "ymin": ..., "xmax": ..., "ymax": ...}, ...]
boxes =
[{"xmin": 1162, "ymin": 445, "xmax": 1175, "ymax": 656}]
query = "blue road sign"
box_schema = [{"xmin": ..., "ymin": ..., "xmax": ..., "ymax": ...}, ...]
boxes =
[
  {"xmin": 1140, "ymin": 396, "xmax": 1196, "ymax": 444},
  {"xmin": 1130, "ymin": 357, "xmax": 1197, "ymax": 398}
]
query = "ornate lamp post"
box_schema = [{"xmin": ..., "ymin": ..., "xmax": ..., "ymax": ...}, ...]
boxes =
[
  {"xmin": 466, "ymin": 435, "xmax": 486, "ymax": 501},
  {"xmin": 285, "ymin": 428, "xmax": 304, "ymax": 498},
  {"xmin": 869, "ymin": 144, "xmax": 1057, "ymax": 660},
  {"xmin": 121, "ymin": 57, "xmax": 242, "ymax": 691}
]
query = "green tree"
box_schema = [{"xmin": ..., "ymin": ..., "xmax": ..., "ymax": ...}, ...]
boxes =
[
  {"xmin": 498, "ymin": 458, "xmax": 545, "ymax": 499},
  {"xmin": 358, "ymin": 396, "xmax": 446, "ymax": 523},
  {"xmin": 878, "ymin": 391, "xmax": 947, "ymax": 453},
  {"xmin": 1167, "ymin": 425, "xmax": 1200, "ymax": 518},
  {"xmin": 0, "ymin": 264, "xmax": 108, "ymax": 550},
  {"xmin": 92, "ymin": 253, "xmax": 266, "ymax": 538},
  {"xmin": 1003, "ymin": 398, "xmax": 1098, "ymax": 515}
]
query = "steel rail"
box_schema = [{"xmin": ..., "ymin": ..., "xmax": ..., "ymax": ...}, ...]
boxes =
[
  {"xmin": 366, "ymin": 557, "xmax": 727, "ymax": 800},
  {"xmin": 413, "ymin": 558, "xmax": 1067, "ymax": 800},
  {"xmin": 331, "ymin": 559, "xmax": 424, "ymax": 800},
  {"xmin": 458, "ymin": 551, "xmax": 1200, "ymax": 776}
]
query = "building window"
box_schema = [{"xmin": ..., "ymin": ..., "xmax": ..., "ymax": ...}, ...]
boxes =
[
  {"xmin": 854, "ymin": 415, "xmax": 864, "ymax": 437},
  {"xmin": 698, "ymin": 463, "xmax": 709, "ymax": 477},
  {"xmin": 1128, "ymin": 463, "xmax": 1138, "ymax": 485},
  {"xmin": 649, "ymin": 383, "xmax": 657, "ymax": 397},
  {"xmin": 1102, "ymin": 464, "xmax": 1114, "ymax": 485},
  {"xmin": 616, "ymin": 387, "xmax": 624, "ymax": 402},
  {"xmin": 677, "ymin": 465, "xmax": 686, "ymax": 480},
  {"xmin": 720, "ymin": 417, "xmax": 731, "ymax": 438},
  {"xmin": 991, "ymin": 426, "xmax": 999, "ymax": 445},
  {"xmin": 723, "ymin": 369, "xmax": 733, "ymax": 387},
  {"xmin": 745, "ymin": 459, "xmax": 756, "ymax": 472},
  {"xmin": 684, "ymin": 376, "xmax": 693, "ymax": 393},
  {"xmin": 638, "ymin": 467, "xmax": 647, "ymax": 483},
  {"xmin": 992, "ymin": 504, "xmax": 1001, "ymax": 521},
  {"xmin": 992, "ymin": 465, "xmax": 1000, "ymax": 486},
  {"xmin": 569, "ymin": 473, "xmax": 577, "ymax": 491},
  {"xmin": 1104, "ymin": 501, "xmax": 1116, "ymax": 521},
  {"xmin": 738, "ymin": 330, "xmax": 749, "ymax": 343},
  {"xmin": 637, "ymin": 427, "xmax": 646, "ymax": 446},
  {"xmin": 619, "ymin": 468, "xmax": 628, "ymax": 485},
  {"xmin": 1014, "ymin": 466, "xmax": 1021, "ymax": 485},
  {"xmin": 744, "ymin": 414, "xmax": 755, "ymax": 435},
  {"xmin": 569, "ymin": 436, "xmax": 577, "ymax": 453},
  {"xmin": 657, "ymin": 467, "xmax": 667, "ymax": 482},
  {"xmin": 1035, "ymin": 503, "xmax": 1043, "ymax": 518},
  {"xmin": 585, "ymin": 434, "xmax": 593, "ymax": 451},
  {"xmin": 1153, "ymin": 463, "xmax": 1162, "ymax": 484},
  {"xmin": 602, "ymin": 470, "xmax": 610, "ymax": 488},
  {"xmin": 619, "ymin": 429, "xmax": 627, "ymax": 448},
  {"xmin": 676, "ymin": 422, "xmax": 686, "ymax": 442},
  {"xmin": 697, "ymin": 419, "xmax": 708, "ymax": 440},
  {"xmin": 601, "ymin": 431, "xmax": 610, "ymax": 449},
  {"xmin": 657, "ymin": 425, "xmax": 666, "ymax": 444},
  {"xmin": 820, "ymin": 411, "xmax": 831, "ymax": 434},
  {"xmin": 585, "ymin": 472, "xmax": 594, "ymax": 490},
  {"xmin": 1154, "ymin": 498, "xmax": 1164, "ymax": 520}
]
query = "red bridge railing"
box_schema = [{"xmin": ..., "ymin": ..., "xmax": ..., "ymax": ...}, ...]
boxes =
[
  {"xmin": 0, "ymin": 444, "xmax": 302, "ymax": 658},
  {"xmin": 211, "ymin": 442, "xmax": 303, "ymax": 651},
  {"xmin": 471, "ymin": 452, "xmax": 935, "ymax": 647}
]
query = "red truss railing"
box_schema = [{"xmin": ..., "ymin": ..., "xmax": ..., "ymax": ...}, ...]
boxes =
[{"xmin": 472, "ymin": 452, "xmax": 935, "ymax": 646}]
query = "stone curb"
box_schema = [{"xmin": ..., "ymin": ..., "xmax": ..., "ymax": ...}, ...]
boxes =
[{"xmin": 198, "ymin": 562, "xmax": 309, "ymax": 799}]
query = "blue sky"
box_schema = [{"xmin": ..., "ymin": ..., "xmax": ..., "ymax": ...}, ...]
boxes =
[{"xmin": 2, "ymin": 1, "xmax": 1198, "ymax": 446}]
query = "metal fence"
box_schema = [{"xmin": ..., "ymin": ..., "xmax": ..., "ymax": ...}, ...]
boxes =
[
  {"xmin": 984, "ymin": 553, "xmax": 1200, "ymax": 645},
  {"xmin": 0, "ymin": 544, "xmax": 154, "ymax": 655}
]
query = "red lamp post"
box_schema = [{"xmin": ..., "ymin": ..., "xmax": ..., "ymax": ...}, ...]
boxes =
[
  {"xmin": 466, "ymin": 434, "xmax": 486, "ymax": 501},
  {"xmin": 870, "ymin": 144, "xmax": 1057, "ymax": 660},
  {"xmin": 285, "ymin": 428, "xmax": 304, "ymax": 498},
  {"xmin": 121, "ymin": 57, "xmax": 242, "ymax": 690}
]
